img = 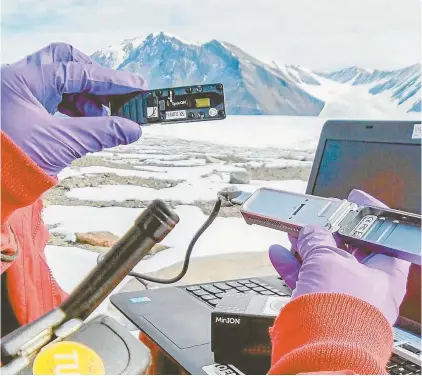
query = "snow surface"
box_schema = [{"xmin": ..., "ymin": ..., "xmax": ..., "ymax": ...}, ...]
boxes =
[
  {"xmin": 42, "ymin": 116, "xmax": 322, "ymax": 320},
  {"xmin": 66, "ymin": 179, "xmax": 307, "ymax": 203},
  {"xmin": 142, "ymin": 115, "xmax": 325, "ymax": 150},
  {"xmin": 46, "ymin": 117, "xmax": 313, "ymax": 298},
  {"xmin": 44, "ymin": 198, "xmax": 302, "ymax": 282}
]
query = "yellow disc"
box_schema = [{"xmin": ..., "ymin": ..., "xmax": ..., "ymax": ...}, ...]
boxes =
[{"xmin": 33, "ymin": 341, "xmax": 105, "ymax": 375}]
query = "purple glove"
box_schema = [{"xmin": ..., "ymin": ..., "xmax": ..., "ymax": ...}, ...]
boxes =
[
  {"xmin": 269, "ymin": 189, "xmax": 410, "ymax": 324},
  {"xmin": 1, "ymin": 43, "xmax": 147, "ymax": 176}
]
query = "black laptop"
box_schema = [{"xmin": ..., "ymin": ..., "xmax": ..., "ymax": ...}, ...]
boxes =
[{"xmin": 111, "ymin": 120, "xmax": 422, "ymax": 375}]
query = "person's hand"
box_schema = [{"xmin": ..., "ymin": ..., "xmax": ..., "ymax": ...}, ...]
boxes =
[
  {"xmin": 1, "ymin": 43, "xmax": 147, "ymax": 176},
  {"xmin": 269, "ymin": 189, "xmax": 410, "ymax": 325}
]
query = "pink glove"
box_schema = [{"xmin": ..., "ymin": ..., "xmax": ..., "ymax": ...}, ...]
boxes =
[{"xmin": 269, "ymin": 189, "xmax": 411, "ymax": 325}]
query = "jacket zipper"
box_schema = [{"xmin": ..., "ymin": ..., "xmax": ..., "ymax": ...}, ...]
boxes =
[
  {"xmin": 48, "ymin": 266, "xmax": 58, "ymax": 307},
  {"xmin": 33, "ymin": 215, "xmax": 42, "ymax": 244},
  {"xmin": 33, "ymin": 211, "xmax": 59, "ymax": 307}
]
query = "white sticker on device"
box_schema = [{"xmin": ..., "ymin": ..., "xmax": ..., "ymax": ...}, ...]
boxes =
[
  {"xmin": 147, "ymin": 106, "xmax": 158, "ymax": 118},
  {"xmin": 202, "ymin": 364, "xmax": 244, "ymax": 375},
  {"xmin": 412, "ymin": 123, "xmax": 421, "ymax": 139},
  {"xmin": 166, "ymin": 110, "xmax": 187, "ymax": 120},
  {"xmin": 351, "ymin": 215, "xmax": 377, "ymax": 238}
]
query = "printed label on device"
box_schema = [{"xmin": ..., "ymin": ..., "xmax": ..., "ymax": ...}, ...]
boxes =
[
  {"xmin": 32, "ymin": 341, "xmax": 105, "ymax": 375},
  {"xmin": 166, "ymin": 110, "xmax": 187, "ymax": 120},
  {"xmin": 202, "ymin": 363, "xmax": 244, "ymax": 375},
  {"xmin": 129, "ymin": 297, "xmax": 151, "ymax": 304},
  {"xmin": 412, "ymin": 123, "xmax": 422, "ymax": 139},
  {"xmin": 351, "ymin": 215, "xmax": 377, "ymax": 238},
  {"xmin": 147, "ymin": 107, "xmax": 158, "ymax": 118}
]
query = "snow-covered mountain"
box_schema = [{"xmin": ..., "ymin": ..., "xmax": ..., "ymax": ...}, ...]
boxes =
[
  {"xmin": 92, "ymin": 32, "xmax": 324, "ymax": 116},
  {"xmin": 315, "ymin": 64, "xmax": 421, "ymax": 113},
  {"xmin": 91, "ymin": 32, "xmax": 421, "ymax": 117}
]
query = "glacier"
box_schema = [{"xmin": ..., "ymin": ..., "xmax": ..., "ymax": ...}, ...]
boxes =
[
  {"xmin": 91, "ymin": 32, "xmax": 421, "ymax": 117},
  {"xmin": 316, "ymin": 64, "xmax": 421, "ymax": 113}
]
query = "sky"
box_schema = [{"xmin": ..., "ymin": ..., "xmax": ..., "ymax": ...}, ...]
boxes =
[{"xmin": 1, "ymin": 0, "xmax": 421, "ymax": 69}]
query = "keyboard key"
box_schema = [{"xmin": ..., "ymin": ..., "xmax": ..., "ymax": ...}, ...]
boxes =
[
  {"xmin": 186, "ymin": 285, "xmax": 201, "ymax": 291},
  {"xmin": 399, "ymin": 343, "xmax": 421, "ymax": 355},
  {"xmin": 276, "ymin": 292, "xmax": 290, "ymax": 297},
  {"xmin": 249, "ymin": 279, "xmax": 262, "ymax": 284},
  {"xmin": 201, "ymin": 294, "xmax": 215, "ymax": 301},
  {"xmin": 193, "ymin": 289, "xmax": 208, "ymax": 296},
  {"xmin": 260, "ymin": 291, "xmax": 276, "ymax": 296},
  {"xmin": 202, "ymin": 285, "xmax": 222, "ymax": 294},
  {"xmin": 390, "ymin": 366, "xmax": 408, "ymax": 375},
  {"xmin": 227, "ymin": 281, "xmax": 242, "ymax": 288},
  {"xmin": 390, "ymin": 355, "xmax": 407, "ymax": 365},
  {"xmin": 386, "ymin": 362, "xmax": 398, "ymax": 370},
  {"xmin": 214, "ymin": 283, "xmax": 232, "ymax": 291},
  {"xmin": 253, "ymin": 287, "xmax": 266, "ymax": 292},
  {"xmin": 208, "ymin": 299, "xmax": 220, "ymax": 306},
  {"xmin": 245, "ymin": 283, "xmax": 258, "ymax": 288},
  {"xmin": 215, "ymin": 293, "xmax": 224, "ymax": 299},
  {"xmin": 238, "ymin": 280, "xmax": 251, "ymax": 285},
  {"xmin": 404, "ymin": 363, "xmax": 421, "ymax": 373},
  {"xmin": 244, "ymin": 290, "xmax": 257, "ymax": 295},
  {"xmin": 236, "ymin": 286, "xmax": 250, "ymax": 292}
]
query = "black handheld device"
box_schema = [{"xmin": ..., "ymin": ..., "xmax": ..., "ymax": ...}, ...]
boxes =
[
  {"xmin": 1, "ymin": 200, "xmax": 179, "ymax": 375},
  {"xmin": 109, "ymin": 83, "xmax": 226, "ymax": 125},
  {"xmin": 211, "ymin": 293, "xmax": 290, "ymax": 374}
]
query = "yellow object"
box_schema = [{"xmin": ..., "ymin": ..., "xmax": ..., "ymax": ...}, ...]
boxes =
[
  {"xmin": 33, "ymin": 341, "xmax": 105, "ymax": 375},
  {"xmin": 194, "ymin": 98, "xmax": 210, "ymax": 108}
]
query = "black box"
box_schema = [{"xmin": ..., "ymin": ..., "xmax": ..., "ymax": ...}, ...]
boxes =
[{"xmin": 211, "ymin": 293, "xmax": 290, "ymax": 373}]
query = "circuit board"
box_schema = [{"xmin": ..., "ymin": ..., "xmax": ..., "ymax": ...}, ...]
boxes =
[{"xmin": 109, "ymin": 83, "xmax": 226, "ymax": 125}]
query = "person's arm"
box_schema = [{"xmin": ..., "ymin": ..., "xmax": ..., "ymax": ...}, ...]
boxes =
[
  {"xmin": 1, "ymin": 132, "xmax": 56, "ymax": 273},
  {"xmin": 1, "ymin": 43, "xmax": 147, "ymax": 273},
  {"xmin": 269, "ymin": 294, "xmax": 393, "ymax": 374},
  {"xmin": 1, "ymin": 132, "xmax": 56, "ymax": 221},
  {"xmin": 268, "ymin": 190, "xmax": 410, "ymax": 374}
]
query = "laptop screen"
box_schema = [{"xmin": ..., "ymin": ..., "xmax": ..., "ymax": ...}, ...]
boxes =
[{"xmin": 311, "ymin": 139, "xmax": 421, "ymax": 329}]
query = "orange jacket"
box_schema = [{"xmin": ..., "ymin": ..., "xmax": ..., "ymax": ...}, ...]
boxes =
[
  {"xmin": 1, "ymin": 132, "xmax": 67, "ymax": 326},
  {"xmin": 1, "ymin": 131, "xmax": 392, "ymax": 374}
]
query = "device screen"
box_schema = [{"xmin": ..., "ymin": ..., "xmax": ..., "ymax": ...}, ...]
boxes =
[{"xmin": 312, "ymin": 139, "xmax": 421, "ymax": 328}]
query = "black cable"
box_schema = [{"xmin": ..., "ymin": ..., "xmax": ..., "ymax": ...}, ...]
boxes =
[
  {"xmin": 128, "ymin": 197, "xmax": 222, "ymax": 284},
  {"xmin": 96, "ymin": 190, "xmax": 246, "ymax": 284}
]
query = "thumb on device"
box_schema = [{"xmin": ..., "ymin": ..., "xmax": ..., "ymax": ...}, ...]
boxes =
[{"xmin": 269, "ymin": 244, "xmax": 301, "ymax": 289}]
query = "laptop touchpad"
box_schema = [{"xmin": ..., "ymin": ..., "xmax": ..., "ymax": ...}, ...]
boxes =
[{"xmin": 143, "ymin": 304, "xmax": 211, "ymax": 349}]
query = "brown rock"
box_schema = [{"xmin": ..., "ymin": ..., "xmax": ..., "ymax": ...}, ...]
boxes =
[{"xmin": 75, "ymin": 231, "xmax": 119, "ymax": 247}]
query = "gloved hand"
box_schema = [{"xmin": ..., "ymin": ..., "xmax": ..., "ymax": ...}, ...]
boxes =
[
  {"xmin": 1, "ymin": 43, "xmax": 147, "ymax": 176},
  {"xmin": 269, "ymin": 189, "xmax": 410, "ymax": 325}
]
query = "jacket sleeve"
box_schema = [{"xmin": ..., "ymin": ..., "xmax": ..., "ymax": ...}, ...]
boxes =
[
  {"xmin": 269, "ymin": 293, "xmax": 393, "ymax": 375},
  {"xmin": 1, "ymin": 131, "xmax": 56, "ymax": 272}
]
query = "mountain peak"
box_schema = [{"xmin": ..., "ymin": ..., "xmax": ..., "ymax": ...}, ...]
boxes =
[
  {"xmin": 145, "ymin": 31, "xmax": 200, "ymax": 46},
  {"xmin": 91, "ymin": 33, "xmax": 420, "ymax": 115}
]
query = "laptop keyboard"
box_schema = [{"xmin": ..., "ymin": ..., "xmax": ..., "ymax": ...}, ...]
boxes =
[
  {"xmin": 387, "ymin": 354, "xmax": 421, "ymax": 375},
  {"xmin": 184, "ymin": 278, "xmax": 421, "ymax": 375},
  {"xmin": 184, "ymin": 278, "xmax": 289, "ymax": 308}
]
